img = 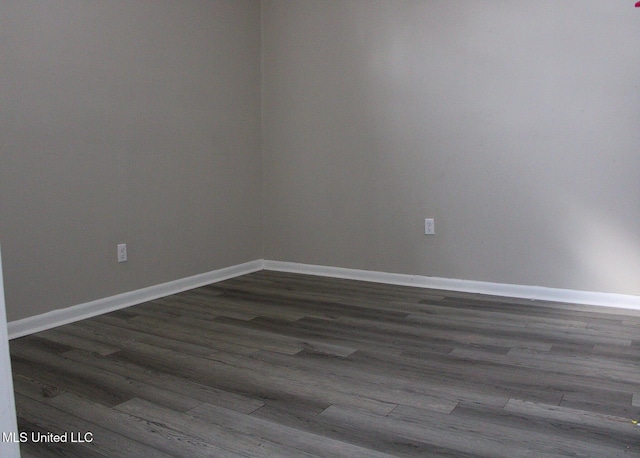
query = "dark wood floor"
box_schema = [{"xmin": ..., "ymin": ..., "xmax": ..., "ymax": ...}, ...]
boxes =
[{"xmin": 9, "ymin": 270, "xmax": 640, "ymax": 457}]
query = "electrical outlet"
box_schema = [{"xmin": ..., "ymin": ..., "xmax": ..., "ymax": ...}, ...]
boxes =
[
  {"xmin": 117, "ymin": 244, "xmax": 127, "ymax": 263},
  {"xmin": 424, "ymin": 218, "xmax": 435, "ymax": 235}
]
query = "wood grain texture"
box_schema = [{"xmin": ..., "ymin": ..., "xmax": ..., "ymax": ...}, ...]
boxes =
[{"xmin": 10, "ymin": 271, "xmax": 640, "ymax": 456}]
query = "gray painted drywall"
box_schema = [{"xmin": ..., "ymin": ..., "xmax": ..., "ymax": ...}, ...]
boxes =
[
  {"xmin": 262, "ymin": 0, "xmax": 640, "ymax": 295},
  {"xmin": 2, "ymin": 1, "xmax": 640, "ymax": 326},
  {"xmin": 0, "ymin": 1, "xmax": 262, "ymax": 321}
]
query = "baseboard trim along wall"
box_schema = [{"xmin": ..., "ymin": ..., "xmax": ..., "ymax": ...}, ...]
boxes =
[
  {"xmin": 7, "ymin": 260, "xmax": 263, "ymax": 340},
  {"xmin": 10, "ymin": 258, "xmax": 640, "ymax": 339},
  {"xmin": 263, "ymin": 260, "xmax": 640, "ymax": 311}
]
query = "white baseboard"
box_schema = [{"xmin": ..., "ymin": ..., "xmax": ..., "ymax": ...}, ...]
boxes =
[
  {"xmin": 263, "ymin": 260, "xmax": 640, "ymax": 311},
  {"xmin": 10, "ymin": 258, "xmax": 640, "ymax": 339},
  {"xmin": 8, "ymin": 260, "xmax": 264, "ymax": 340}
]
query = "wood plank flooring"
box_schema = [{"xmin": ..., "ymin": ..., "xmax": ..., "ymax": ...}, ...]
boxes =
[{"xmin": 9, "ymin": 270, "xmax": 640, "ymax": 457}]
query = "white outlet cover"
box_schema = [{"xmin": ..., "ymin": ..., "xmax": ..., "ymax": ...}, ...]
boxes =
[
  {"xmin": 117, "ymin": 244, "xmax": 128, "ymax": 262},
  {"xmin": 424, "ymin": 218, "xmax": 435, "ymax": 235}
]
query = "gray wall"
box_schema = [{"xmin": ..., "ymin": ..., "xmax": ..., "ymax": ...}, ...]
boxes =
[
  {"xmin": 262, "ymin": 1, "xmax": 640, "ymax": 295},
  {"xmin": 0, "ymin": 0, "xmax": 262, "ymax": 321},
  {"xmin": 2, "ymin": 1, "xmax": 640, "ymax": 324}
]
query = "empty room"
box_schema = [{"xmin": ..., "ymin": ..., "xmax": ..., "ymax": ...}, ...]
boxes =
[{"xmin": 1, "ymin": 0, "xmax": 640, "ymax": 456}]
